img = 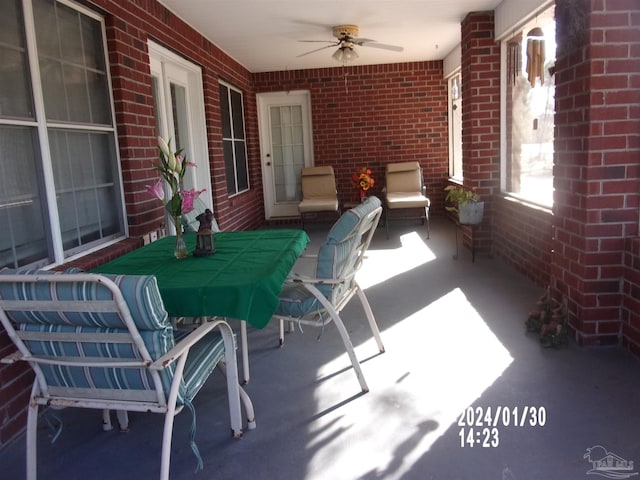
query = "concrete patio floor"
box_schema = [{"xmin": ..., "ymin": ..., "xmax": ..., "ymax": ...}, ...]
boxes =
[{"xmin": 2, "ymin": 217, "xmax": 640, "ymax": 480}]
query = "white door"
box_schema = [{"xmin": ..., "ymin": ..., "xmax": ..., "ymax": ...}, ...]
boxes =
[
  {"xmin": 258, "ymin": 91, "xmax": 314, "ymax": 219},
  {"xmin": 149, "ymin": 41, "xmax": 211, "ymax": 231}
]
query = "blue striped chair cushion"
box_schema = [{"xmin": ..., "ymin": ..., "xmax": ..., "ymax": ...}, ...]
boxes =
[
  {"xmin": 0, "ymin": 269, "xmax": 168, "ymax": 331},
  {"xmin": 0, "ymin": 269, "xmax": 225, "ymax": 405},
  {"xmin": 178, "ymin": 329, "xmax": 227, "ymax": 399},
  {"xmin": 276, "ymin": 196, "xmax": 381, "ymax": 317}
]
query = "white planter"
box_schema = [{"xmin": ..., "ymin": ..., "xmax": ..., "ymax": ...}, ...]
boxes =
[{"xmin": 458, "ymin": 201, "xmax": 484, "ymax": 225}]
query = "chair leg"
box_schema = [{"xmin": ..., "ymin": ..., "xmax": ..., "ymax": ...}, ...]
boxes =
[
  {"xmin": 279, "ymin": 318, "xmax": 285, "ymax": 346},
  {"xmin": 26, "ymin": 384, "xmax": 39, "ymax": 480},
  {"xmin": 240, "ymin": 320, "xmax": 250, "ymax": 384},
  {"xmin": 425, "ymin": 206, "xmax": 430, "ymax": 239},
  {"xmin": 159, "ymin": 353, "xmax": 189, "ymax": 480},
  {"xmin": 385, "ymin": 208, "xmax": 390, "ymax": 239},
  {"xmin": 356, "ymin": 285, "xmax": 385, "ymax": 353},
  {"xmin": 305, "ymin": 284, "xmax": 369, "ymax": 392},
  {"xmin": 218, "ymin": 322, "xmax": 244, "ymax": 438},
  {"xmin": 217, "ymin": 362, "xmax": 256, "ymax": 430}
]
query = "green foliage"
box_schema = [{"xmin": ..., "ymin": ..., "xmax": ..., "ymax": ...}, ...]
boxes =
[
  {"xmin": 525, "ymin": 287, "xmax": 569, "ymax": 348},
  {"xmin": 444, "ymin": 185, "xmax": 480, "ymax": 214}
]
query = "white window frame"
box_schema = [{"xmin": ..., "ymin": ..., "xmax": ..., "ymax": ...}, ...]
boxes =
[
  {"xmin": 219, "ymin": 81, "xmax": 250, "ymax": 196},
  {"xmin": 448, "ymin": 71, "xmax": 463, "ymax": 181},
  {"xmin": 499, "ymin": 4, "xmax": 556, "ymax": 209}
]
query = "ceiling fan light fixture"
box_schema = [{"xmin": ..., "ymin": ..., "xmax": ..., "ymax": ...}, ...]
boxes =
[
  {"xmin": 343, "ymin": 46, "xmax": 358, "ymax": 62},
  {"xmin": 332, "ymin": 46, "xmax": 358, "ymax": 64}
]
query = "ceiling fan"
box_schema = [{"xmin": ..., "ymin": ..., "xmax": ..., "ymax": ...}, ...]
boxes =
[{"xmin": 298, "ymin": 24, "xmax": 404, "ymax": 63}]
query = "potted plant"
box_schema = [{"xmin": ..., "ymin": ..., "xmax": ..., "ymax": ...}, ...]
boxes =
[{"xmin": 444, "ymin": 185, "xmax": 484, "ymax": 225}]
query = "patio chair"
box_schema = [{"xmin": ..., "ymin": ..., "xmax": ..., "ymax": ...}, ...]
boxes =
[
  {"xmin": 298, "ymin": 166, "xmax": 341, "ymax": 229},
  {"xmin": 0, "ymin": 270, "xmax": 254, "ymax": 480},
  {"xmin": 272, "ymin": 196, "xmax": 385, "ymax": 393},
  {"xmin": 383, "ymin": 161, "xmax": 431, "ymax": 239}
]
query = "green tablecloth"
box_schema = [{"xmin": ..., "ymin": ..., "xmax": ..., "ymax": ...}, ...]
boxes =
[{"xmin": 92, "ymin": 229, "xmax": 309, "ymax": 329}]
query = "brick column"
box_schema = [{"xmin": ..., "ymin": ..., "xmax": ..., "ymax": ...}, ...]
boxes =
[
  {"xmin": 552, "ymin": 0, "xmax": 640, "ymax": 345},
  {"xmin": 460, "ymin": 12, "xmax": 501, "ymax": 253}
]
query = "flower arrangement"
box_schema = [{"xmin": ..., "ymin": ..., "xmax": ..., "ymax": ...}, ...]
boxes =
[
  {"xmin": 146, "ymin": 137, "xmax": 204, "ymax": 257},
  {"xmin": 353, "ymin": 167, "xmax": 375, "ymax": 199}
]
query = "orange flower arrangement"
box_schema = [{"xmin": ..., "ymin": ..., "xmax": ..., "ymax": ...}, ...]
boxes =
[{"xmin": 353, "ymin": 167, "xmax": 375, "ymax": 199}]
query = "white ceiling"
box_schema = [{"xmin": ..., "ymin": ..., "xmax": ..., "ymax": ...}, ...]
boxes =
[{"xmin": 159, "ymin": 0, "xmax": 503, "ymax": 73}]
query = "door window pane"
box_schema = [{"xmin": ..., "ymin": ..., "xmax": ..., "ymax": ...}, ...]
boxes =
[{"xmin": 270, "ymin": 105, "xmax": 304, "ymax": 202}]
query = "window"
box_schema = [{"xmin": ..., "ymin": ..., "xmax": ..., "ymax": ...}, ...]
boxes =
[
  {"xmin": 448, "ymin": 73, "xmax": 463, "ymax": 180},
  {"xmin": 0, "ymin": 0, "xmax": 124, "ymax": 269},
  {"xmin": 219, "ymin": 82, "xmax": 249, "ymax": 195},
  {"xmin": 220, "ymin": 82, "xmax": 248, "ymax": 195},
  {"xmin": 502, "ymin": 6, "xmax": 556, "ymax": 207}
]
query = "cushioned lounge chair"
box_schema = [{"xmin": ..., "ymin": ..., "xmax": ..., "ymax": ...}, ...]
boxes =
[
  {"xmin": 383, "ymin": 161, "xmax": 431, "ymax": 239},
  {"xmin": 298, "ymin": 166, "xmax": 341, "ymax": 229}
]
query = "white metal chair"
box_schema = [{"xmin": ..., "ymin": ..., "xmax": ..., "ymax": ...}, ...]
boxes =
[
  {"xmin": 0, "ymin": 270, "xmax": 254, "ymax": 480},
  {"xmin": 383, "ymin": 161, "xmax": 431, "ymax": 239},
  {"xmin": 272, "ymin": 196, "xmax": 385, "ymax": 392},
  {"xmin": 298, "ymin": 166, "xmax": 341, "ymax": 229}
]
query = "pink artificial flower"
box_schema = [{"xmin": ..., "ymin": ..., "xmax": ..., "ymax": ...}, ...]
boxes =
[
  {"xmin": 145, "ymin": 179, "xmax": 164, "ymax": 201},
  {"xmin": 181, "ymin": 188, "xmax": 206, "ymax": 214}
]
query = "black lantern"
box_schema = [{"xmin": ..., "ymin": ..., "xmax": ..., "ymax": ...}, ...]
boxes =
[{"xmin": 194, "ymin": 209, "xmax": 216, "ymax": 256}]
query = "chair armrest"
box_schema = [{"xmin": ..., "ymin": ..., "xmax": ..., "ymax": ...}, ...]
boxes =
[
  {"xmin": 286, "ymin": 272, "xmax": 348, "ymax": 286},
  {"xmin": 150, "ymin": 318, "xmax": 231, "ymax": 370}
]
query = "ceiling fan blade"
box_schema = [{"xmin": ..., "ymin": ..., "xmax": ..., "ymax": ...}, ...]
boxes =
[
  {"xmin": 297, "ymin": 44, "xmax": 337, "ymax": 58},
  {"xmin": 359, "ymin": 42, "xmax": 404, "ymax": 52},
  {"xmin": 299, "ymin": 40, "xmax": 338, "ymax": 44}
]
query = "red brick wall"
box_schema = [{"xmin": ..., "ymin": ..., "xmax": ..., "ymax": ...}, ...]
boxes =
[
  {"xmin": 459, "ymin": 12, "xmax": 501, "ymax": 254},
  {"xmin": 552, "ymin": 0, "xmax": 640, "ymax": 346},
  {"xmin": 623, "ymin": 238, "xmax": 640, "ymax": 356},
  {"xmin": 493, "ymin": 197, "xmax": 553, "ymax": 287},
  {"xmin": 98, "ymin": 0, "xmax": 262, "ymax": 235},
  {"xmin": 252, "ymin": 63, "xmax": 449, "ymax": 209}
]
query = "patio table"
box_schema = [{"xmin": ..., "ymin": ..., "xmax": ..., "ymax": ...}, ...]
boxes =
[{"xmin": 93, "ymin": 229, "xmax": 310, "ymax": 381}]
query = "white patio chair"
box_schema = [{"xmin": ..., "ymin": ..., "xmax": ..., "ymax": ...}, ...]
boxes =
[
  {"xmin": 0, "ymin": 270, "xmax": 254, "ymax": 480},
  {"xmin": 272, "ymin": 196, "xmax": 385, "ymax": 392}
]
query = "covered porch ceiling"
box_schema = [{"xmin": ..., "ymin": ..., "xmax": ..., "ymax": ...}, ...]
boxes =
[{"xmin": 159, "ymin": 0, "xmax": 503, "ymax": 72}]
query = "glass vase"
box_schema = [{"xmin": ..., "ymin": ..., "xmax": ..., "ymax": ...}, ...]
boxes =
[{"xmin": 172, "ymin": 215, "xmax": 188, "ymax": 259}]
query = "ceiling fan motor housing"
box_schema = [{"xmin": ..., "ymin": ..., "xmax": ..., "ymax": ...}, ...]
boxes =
[{"xmin": 333, "ymin": 24, "xmax": 359, "ymax": 39}]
